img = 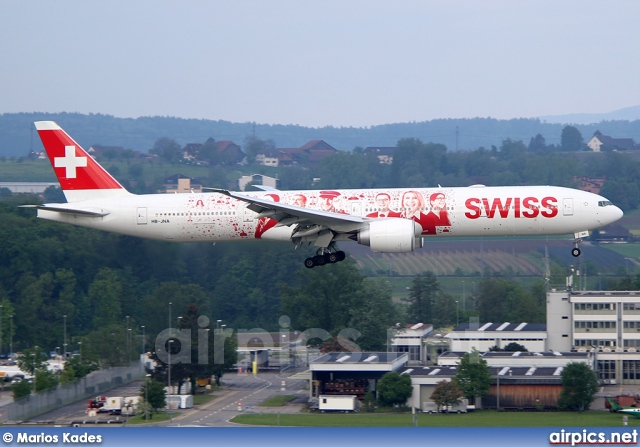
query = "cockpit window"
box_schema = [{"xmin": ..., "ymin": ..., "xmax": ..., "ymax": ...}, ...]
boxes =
[{"xmin": 598, "ymin": 201, "xmax": 613, "ymax": 207}]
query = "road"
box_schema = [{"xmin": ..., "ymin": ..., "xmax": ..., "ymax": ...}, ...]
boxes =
[
  {"xmin": 20, "ymin": 369, "xmax": 308, "ymax": 427},
  {"xmin": 170, "ymin": 371, "xmax": 308, "ymax": 426}
]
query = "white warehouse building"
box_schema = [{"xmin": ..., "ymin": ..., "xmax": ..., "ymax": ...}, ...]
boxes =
[
  {"xmin": 445, "ymin": 322, "xmax": 547, "ymax": 353},
  {"xmin": 547, "ymin": 290, "xmax": 640, "ymax": 384}
]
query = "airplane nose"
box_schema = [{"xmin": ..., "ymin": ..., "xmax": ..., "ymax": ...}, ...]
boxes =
[
  {"xmin": 605, "ymin": 205, "xmax": 624, "ymax": 225},
  {"xmin": 613, "ymin": 205, "xmax": 624, "ymax": 221}
]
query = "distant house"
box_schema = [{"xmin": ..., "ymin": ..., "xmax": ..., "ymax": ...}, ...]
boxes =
[
  {"xmin": 587, "ymin": 131, "xmax": 637, "ymax": 152},
  {"xmin": 182, "ymin": 143, "xmax": 203, "ymax": 162},
  {"xmin": 28, "ymin": 151, "xmax": 47, "ymax": 160},
  {"xmin": 364, "ymin": 147, "xmax": 395, "ymax": 164},
  {"xmin": 181, "ymin": 141, "xmax": 245, "ymax": 165},
  {"xmin": 574, "ymin": 176, "xmax": 606, "ymax": 194},
  {"xmin": 592, "ymin": 224, "xmax": 631, "ymax": 243},
  {"xmin": 216, "ymin": 141, "xmax": 245, "ymax": 165},
  {"xmin": 161, "ymin": 174, "xmax": 203, "ymax": 194},
  {"xmin": 88, "ymin": 145, "xmax": 136, "ymax": 160},
  {"xmin": 256, "ymin": 140, "xmax": 337, "ymax": 167},
  {"xmin": 255, "ymin": 148, "xmax": 281, "ymax": 167}
]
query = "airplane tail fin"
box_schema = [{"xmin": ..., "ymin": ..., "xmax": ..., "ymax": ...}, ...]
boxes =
[
  {"xmin": 606, "ymin": 397, "xmax": 621, "ymax": 411},
  {"xmin": 35, "ymin": 121, "xmax": 132, "ymax": 203}
]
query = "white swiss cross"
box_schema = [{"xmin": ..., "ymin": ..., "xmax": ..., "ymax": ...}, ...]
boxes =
[{"xmin": 54, "ymin": 145, "xmax": 87, "ymax": 178}]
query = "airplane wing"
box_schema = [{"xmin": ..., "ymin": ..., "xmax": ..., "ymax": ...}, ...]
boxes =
[
  {"xmin": 250, "ymin": 185, "xmax": 280, "ymax": 192},
  {"xmin": 213, "ymin": 189, "xmax": 366, "ymax": 233},
  {"xmin": 19, "ymin": 204, "xmax": 109, "ymax": 217}
]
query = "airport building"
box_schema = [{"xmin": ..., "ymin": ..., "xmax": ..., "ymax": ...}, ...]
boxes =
[
  {"xmin": 401, "ymin": 350, "xmax": 590, "ymax": 410},
  {"xmin": 445, "ymin": 322, "xmax": 547, "ymax": 353},
  {"xmin": 388, "ymin": 323, "xmax": 433, "ymax": 363},
  {"xmin": 309, "ymin": 352, "xmax": 409, "ymax": 400},
  {"xmin": 547, "ymin": 289, "xmax": 640, "ymax": 384},
  {"xmin": 437, "ymin": 351, "xmax": 590, "ymax": 369},
  {"xmin": 402, "ymin": 365, "xmax": 567, "ymax": 411}
]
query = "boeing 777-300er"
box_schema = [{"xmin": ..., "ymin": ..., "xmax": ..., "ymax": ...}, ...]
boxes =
[{"xmin": 23, "ymin": 121, "xmax": 624, "ymax": 268}]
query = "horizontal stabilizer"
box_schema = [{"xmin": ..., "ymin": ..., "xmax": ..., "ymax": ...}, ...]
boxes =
[{"xmin": 20, "ymin": 205, "xmax": 109, "ymax": 217}]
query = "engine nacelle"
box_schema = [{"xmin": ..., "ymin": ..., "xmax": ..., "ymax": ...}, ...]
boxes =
[{"xmin": 357, "ymin": 218, "xmax": 423, "ymax": 253}]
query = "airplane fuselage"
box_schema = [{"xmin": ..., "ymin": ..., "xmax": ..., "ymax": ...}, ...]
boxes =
[{"xmin": 37, "ymin": 185, "xmax": 621, "ymax": 244}]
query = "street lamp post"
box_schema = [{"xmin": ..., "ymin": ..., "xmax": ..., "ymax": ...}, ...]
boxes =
[
  {"xmin": 145, "ymin": 373, "xmax": 151, "ymax": 422},
  {"xmin": 496, "ymin": 372, "xmax": 500, "ymax": 410},
  {"xmin": 31, "ymin": 352, "xmax": 36, "ymax": 394},
  {"xmin": 599, "ymin": 273, "xmax": 602, "ymax": 291},
  {"xmin": 455, "ymin": 300, "xmax": 459, "ymax": 326},
  {"xmin": 168, "ymin": 339, "xmax": 174, "ymax": 396},
  {"xmin": 126, "ymin": 316, "xmax": 130, "ymax": 363},
  {"xmin": 78, "ymin": 342, "xmax": 82, "ymax": 360},
  {"xmin": 127, "ymin": 328, "xmax": 132, "ymax": 364},
  {"xmin": 141, "ymin": 326, "xmax": 145, "ymax": 357},
  {"xmin": 9, "ymin": 315, "xmax": 13, "ymax": 359},
  {"xmin": 592, "ymin": 345, "xmax": 599, "ymax": 381},
  {"xmin": 63, "ymin": 315, "xmax": 67, "ymax": 358},
  {"xmin": 0, "ymin": 304, "xmax": 3, "ymax": 358},
  {"xmin": 462, "ymin": 281, "xmax": 466, "ymax": 312}
]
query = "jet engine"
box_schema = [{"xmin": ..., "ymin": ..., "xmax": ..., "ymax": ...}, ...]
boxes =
[{"xmin": 356, "ymin": 218, "xmax": 423, "ymax": 252}]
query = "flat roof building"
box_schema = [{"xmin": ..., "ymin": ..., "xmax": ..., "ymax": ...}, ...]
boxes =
[
  {"xmin": 446, "ymin": 322, "xmax": 547, "ymax": 353},
  {"xmin": 309, "ymin": 352, "xmax": 408, "ymax": 401},
  {"xmin": 548, "ymin": 289, "xmax": 640, "ymax": 384}
]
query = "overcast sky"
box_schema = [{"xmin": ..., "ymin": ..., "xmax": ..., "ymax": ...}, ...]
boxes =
[{"xmin": 1, "ymin": 1, "xmax": 638, "ymax": 128}]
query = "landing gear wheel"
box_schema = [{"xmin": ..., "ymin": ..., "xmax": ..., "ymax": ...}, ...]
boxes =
[
  {"xmin": 571, "ymin": 247, "xmax": 581, "ymax": 257},
  {"xmin": 326, "ymin": 253, "xmax": 338, "ymax": 263},
  {"xmin": 336, "ymin": 250, "xmax": 346, "ymax": 262},
  {"xmin": 304, "ymin": 257, "xmax": 316, "ymax": 268},
  {"xmin": 314, "ymin": 255, "xmax": 326, "ymax": 266}
]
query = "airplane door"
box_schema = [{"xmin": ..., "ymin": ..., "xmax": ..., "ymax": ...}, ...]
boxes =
[
  {"xmin": 350, "ymin": 202, "xmax": 362, "ymax": 217},
  {"xmin": 137, "ymin": 207, "xmax": 147, "ymax": 225},
  {"xmin": 563, "ymin": 198, "xmax": 574, "ymax": 216},
  {"xmin": 242, "ymin": 205, "xmax": 255, "ymax": 223}
]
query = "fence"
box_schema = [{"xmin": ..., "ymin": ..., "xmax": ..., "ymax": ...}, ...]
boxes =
[{"xmin": 1, "ymin": 364, "xmax": 144, "ymax": 423}]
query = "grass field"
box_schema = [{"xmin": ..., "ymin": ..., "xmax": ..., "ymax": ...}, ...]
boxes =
[
  {"xmin": 124, "ymin": 411, "xmax": 177, "ymax": 425},
  {"xmin": 0, "ymin": 159, "xmax": 58, "ymax": 181},
  {"xmin": 231, "ymin": 410, "xmax": 639, "ymax": 427},
  {"xmin": 259, "ymin": 395, "xmax": 297, "ymax": 406},
  {"xmin": 193, "ymin": 395, "xmax": 215, "ymax": 405},
  {"xmin": 378, "ymin": 276, "xmax": 545, "ymax": 303},
  {"xmin": 601, "ymin": 244, "xmax": 640, "ymax": 260}
]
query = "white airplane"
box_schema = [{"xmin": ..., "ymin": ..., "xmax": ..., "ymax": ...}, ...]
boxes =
[
  {"xmin": 606, "ymin": 397, "xmax": 640, "ymax": 418},
  {"xmin": 23, "ymin": 121, "xmax": 623, "ymax": 268}
]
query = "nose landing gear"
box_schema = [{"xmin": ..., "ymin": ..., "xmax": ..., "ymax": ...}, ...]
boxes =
[{"xmin": 572, "ymin": 231, "xmax": 589, "ymax": 257}]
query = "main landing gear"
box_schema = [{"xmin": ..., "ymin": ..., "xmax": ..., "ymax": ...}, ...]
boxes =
[{"xmin": 304, "ymin": 249, "xmax": 346, "ymax": 268}]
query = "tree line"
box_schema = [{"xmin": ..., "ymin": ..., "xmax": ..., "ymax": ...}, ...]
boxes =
[{"xmin": 3, "ymin": 112, "xmax": 640, "ymax": 158}]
